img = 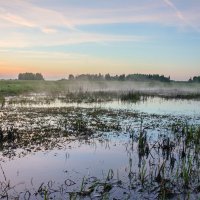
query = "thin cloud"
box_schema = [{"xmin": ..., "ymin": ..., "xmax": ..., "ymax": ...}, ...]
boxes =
[
  {"xmin": 0, "ymin": 31, "xmax": 147, "ymax": 48},
  {"xmin": 0, "ymin": 0, "xmax": 76, "ymax": 32},
  {"xmin": 163, "ymin": 0, "xmax": 184, "ymax": 20},
  {"xmin": 162, "ymin": 0, "xmax": 200, "ymax": 32},
  {"xmin": 0, "ymin": 0, "xmax": 199, "ymax": 49},
  {"xmin": 0, "ymin": 12, "xmax": 36, "ymax": 27},
  {"xmin": 0, "ymin": 49, "xmax": 89, "ymax": 60},
  {"xmin": 0, "ymin": 0, "xmax": 198, "ymax": 31},
  {"xmin": 41, "ymin": 28, "xmax": 58, "ymax": 34}
]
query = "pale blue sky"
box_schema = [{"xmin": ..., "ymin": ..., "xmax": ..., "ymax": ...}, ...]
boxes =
[{"xmin": 0, "ymin": 0, "xmax": 200, "ymax": 80}]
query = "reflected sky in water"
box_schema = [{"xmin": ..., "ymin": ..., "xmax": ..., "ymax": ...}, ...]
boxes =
[
  {"xmin": 1, "ymin": 97, "xmax": 200, "ymax": 199},
  {"xmin": 1, "ymin": 136, "xmax": 138, "ymax": 196},
  {"xmin": 7, "ymin": 97, "xmax": 200, "ymax": 116}
]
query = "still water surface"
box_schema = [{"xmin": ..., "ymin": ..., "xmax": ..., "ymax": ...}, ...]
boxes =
[
  {"xmin": 7, "ymin": 96, "xmax": 200, "ymax": 116},
  {"xmin": 1, "ymin": 97, "xmax": 200, "ymax": 199}
]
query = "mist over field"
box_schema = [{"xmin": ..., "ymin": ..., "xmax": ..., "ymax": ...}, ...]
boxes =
[{"xmin": 64, "ymin": 80, "xmax": 200, "ymax": 94}]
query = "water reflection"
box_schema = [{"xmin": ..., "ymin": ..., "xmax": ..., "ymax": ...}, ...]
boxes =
[
  {"xmin": 1, "ymin": 96, "xmax": 200, "ymax": 199},
  {"xmin": 5, "ymin": 96, "xmax": 200, "ymax": 116},
  {"xmin": 0, "ymin": 134, "xmax": 141, "ymax": 199}
]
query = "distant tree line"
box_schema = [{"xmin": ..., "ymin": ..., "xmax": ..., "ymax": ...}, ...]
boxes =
[
  {"xmin": 189, "ymin": 76, "xmax": 200, "ymax": 83},
  {"xmin": 68, "ymin": 73, "xmax": 171, "ymax": 82},
  {"xmin": 18, "ymin": 73, "xmax": 44, "ymax": 80}
]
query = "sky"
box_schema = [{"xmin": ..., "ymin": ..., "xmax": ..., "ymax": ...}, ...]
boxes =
[{"xmin": 0, "ymin": 0, "xmax": 200, "ymax": 80}]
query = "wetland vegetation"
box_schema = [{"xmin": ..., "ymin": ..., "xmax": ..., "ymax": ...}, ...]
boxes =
[{"xmin": 0, "ymin": 79, "xmax": 200, "ymax": 199}]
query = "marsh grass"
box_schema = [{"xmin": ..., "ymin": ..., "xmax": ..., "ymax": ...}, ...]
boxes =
[
  {"xmin": 139, "ymin": 160, "xmax": 147, "ymax": 186},
  {"xmin": 0, "ymin": 96, "xmax": 5, "ymax": 109},
  {"xmin": 121, "ymin": 92, "xmax": 141, "ymax": 102}
]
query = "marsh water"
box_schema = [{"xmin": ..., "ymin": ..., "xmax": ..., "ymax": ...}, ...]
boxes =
[
  {"xmin": 5, "ymin": 96, "xmax": 200, "ymax": 116},
  {"xmin": 1, "ymin": 95, "xmax": 200, "ymax": 199}
]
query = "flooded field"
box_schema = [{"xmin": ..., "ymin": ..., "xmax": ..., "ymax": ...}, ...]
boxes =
[{"xmin": 1, "ymin": 95, "xmax": 200, "ymax": 199}]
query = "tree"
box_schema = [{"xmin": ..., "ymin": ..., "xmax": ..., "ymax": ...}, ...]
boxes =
[
  {"xmin": 64, "ymin": 73, "xmax": 171, "ymax": 82},
  {"xmin": 119, "ymin": 74, "xmax": 125, "ymax": 81},
  {"xmin": 191, "ymin": 76, "xmax": 200, "ymax": 82},
  {"xmin": 105, "ymin": 73, "xmax": 111, "ymax": 81},
  {"xmin": 18, "ymin": 73, "xmax": 44, "ymax": 80},
  {"xmin": 35, "ymin": 73, "xmax": 44, "ymax": 80},
  {"xmin": 68, "ymin": 74, "xmax": 74, "ymax": 80}
]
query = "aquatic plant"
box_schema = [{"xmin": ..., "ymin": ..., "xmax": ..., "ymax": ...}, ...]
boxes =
[
  {"xmin": 121, "ymin": 92, "xmax": 141, "ymax": 102},
  {"xmin": 0, "ymin": 96, "xmax": 5, "ymax": 109},
  {"xmin": 181, "ymin": 157, "xmax": 193, "ymax": 188},
  {"xmin": 139, "ymin": 160, "xmax": 147, "ymax": 186}
]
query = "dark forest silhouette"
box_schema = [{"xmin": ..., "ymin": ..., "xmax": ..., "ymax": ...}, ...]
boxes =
[
  {"xmin": 68, "ymin": 73, "xmax": 171, "ymax": 82},
  {"xmin": 189, "ymin": 76, "xmax": 200, "ymax": 83},
  {"xmin": 18, "ymin": 73, "xmax": 44, "ymax": 80},
  {"xmin": 17, "ymin": 72, "xmax": 200, "ymax": 82}
]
